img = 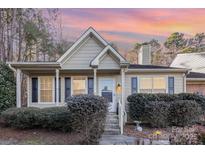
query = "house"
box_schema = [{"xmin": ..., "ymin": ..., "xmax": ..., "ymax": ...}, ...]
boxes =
[
  {"xmin": 171, "ymin": 52, "xmax": 205, "ymax": 95},
  {"xmin": 8, "ymin": 27, "xmax": 188, "ymax": 133}
]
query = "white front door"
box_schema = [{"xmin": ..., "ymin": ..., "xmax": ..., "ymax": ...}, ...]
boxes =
[{"xmin": 98, "ymin": 78, "xmax": 116, "ymax": 112}]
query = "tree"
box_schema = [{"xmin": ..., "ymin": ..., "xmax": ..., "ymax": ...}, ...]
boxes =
[
  {"xmin": 0, "ymin": 62, "xmax": 16, "ymax": 113},
  {"xmin": 164, "ymin": 32, "xmax": 186, "ymax": 50}
]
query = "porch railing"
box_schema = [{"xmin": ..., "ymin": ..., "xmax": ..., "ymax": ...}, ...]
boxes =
[{"xmin": 118, "ymin": 99, "xmax": 123, "ymax": 134}]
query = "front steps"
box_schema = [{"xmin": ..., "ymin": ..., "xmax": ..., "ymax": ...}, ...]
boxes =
[
  {"xmin": 99, "ymin": 113, "xmax": 137, "ymax": 145},
  {"xmin": 104, "ymin": 113, "xmax": 120, "ymax": 135}
]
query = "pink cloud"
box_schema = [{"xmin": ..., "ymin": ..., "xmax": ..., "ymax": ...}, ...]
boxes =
[{"xmin": 59, "ymin": 9, "xmax": 205, "ymax": 49}]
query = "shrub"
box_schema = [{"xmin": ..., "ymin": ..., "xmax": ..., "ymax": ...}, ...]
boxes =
[
  {"xmin": 1, "ymin": 107, "xmax": 71, "ymax": 131},
  {"xmin": 40, "ymin": 107, "xmax": 72, "ymax": 132},
  {"xmin": 170, "ymin": 126, "xmax": 200, "ymax": 145},
  {"xmin": 1, "ymin": 95, "xmax": 108, "ymax": 144},
  {"xmin": 168, "ymin": 100, "xmax": 202, "ymax": 127},
  {"xmin": 127, "ymin": 93, "xmax": 147, "ymax": 121},
  {"xmin": 0, "ymin": 62, "xmax": 16, "ymax": 113},
  {"xmin": 127, "ymin": 93, "xmax": 204, "ymax": 127},
  {"xmin": 178, "ymin": 93, "xmax": 205, "ymax": 111},
  {"xmin": 144, "ymin": 101, "xmax": 170, "ymax": 128},
  {"xmin": 66, "ymin": 95, "xmax": 108, "ymax": 144},
  {"xmin": 1, "ymin": 107, "xmax": 41, "ymax": 128}
]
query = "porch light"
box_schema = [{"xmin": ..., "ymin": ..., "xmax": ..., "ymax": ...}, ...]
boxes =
[{"xmin": 116, "ymin": 83, "xmax": 122, "ymax": 94}]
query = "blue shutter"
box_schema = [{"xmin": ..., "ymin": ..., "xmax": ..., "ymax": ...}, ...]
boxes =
[
  {"xmin": 131, "ymin": 77, "xmax": 138, "ymax": 94},
  {"xmin": 88, "ymin": 77, "xmax": 94, "ymax": 95},
  {"xmin": 32, "ymin": 78, "xmax": 38, "ymax": 102},
  {"xmin": 65, "ymin": 77, "xmax": 71, "ymax": 100},
  {"xmin": 168, "ymin": 77, "xmax": 174, "ymax": 94},
  {"xmin": 55, "ymin": 78, "xmax": 61, "ymax": 102}
]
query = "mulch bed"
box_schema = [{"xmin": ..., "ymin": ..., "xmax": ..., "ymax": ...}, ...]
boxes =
[
  {"xmin": 0, "ymin": 125, "xmax": 85, "ymax": 145},
  {"xmin": 124, "ymin": 124, "xmax": 205, "ymax": 141},
  {"xmin": 124, "ymin": 125, "xmax": 171, "ymax": 140}
]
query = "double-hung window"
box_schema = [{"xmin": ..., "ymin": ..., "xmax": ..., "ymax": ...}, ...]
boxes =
[
  {"xmin": 72, "ymin": 76, "xmax": 86, "ymax": 95},
  {"xmin": 139, "ymin": 76, "xmax": 166, "ymax": 93},
  {"xmin": 40, "ymin": 76, "xmax": 53, "ymax": 102}
]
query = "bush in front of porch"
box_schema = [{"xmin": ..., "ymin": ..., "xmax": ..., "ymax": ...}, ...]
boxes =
[{"xmin": 0, "ymin": 95, "xmax": 108, "ymax": 144}]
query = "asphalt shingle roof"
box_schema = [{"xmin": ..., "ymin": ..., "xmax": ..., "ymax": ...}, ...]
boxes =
[
  {"xmin": 187, "ymin": 72, "xmax": 205, "ymax": 78},
  {"xmin": 128, "ymin": 64, "xmax": 179, "ymax": 69}
]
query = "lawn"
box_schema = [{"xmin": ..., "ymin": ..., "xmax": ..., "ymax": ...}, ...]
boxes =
[{"xmin": 0, "ymin": 125, "xmax": 85, "ymax": 145}]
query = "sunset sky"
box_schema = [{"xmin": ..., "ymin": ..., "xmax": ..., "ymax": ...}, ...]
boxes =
[{"xmin": 59, "ymin": 8, "xmax": 205, "ymax": 51}]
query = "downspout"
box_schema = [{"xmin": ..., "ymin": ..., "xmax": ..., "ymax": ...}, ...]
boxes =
[{"xmin": 183, "ymin": 69, "xmax": 191, "ymax": 92}]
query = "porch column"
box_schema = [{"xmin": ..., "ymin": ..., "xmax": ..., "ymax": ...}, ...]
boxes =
[
  {"xmin": 16, "ymin": 69, "xmax": 21, "ymax": 108},
  {"xmin": 56, "ymin": 69, "xmax": 59, "ymax": 106},
  {"xmin": 121, "ymin": 68, "xmax": 125, "ymax": 133},
  {"xmin": 94, "ymin": 68, "xmax": 97, "ymax": 95},
  {"xmin": 121, "ymin": 68, "xmax": 125, "ymax": 110}
]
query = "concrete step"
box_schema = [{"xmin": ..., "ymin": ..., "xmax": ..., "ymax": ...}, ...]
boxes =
[
  {"xmin": 106, "ymin": 114, "xmax": 118, "ymax": 119},
  {"xmin": 105, "ymin": 124, "xmax": 120, "ymax": 129},
  {"xmin": 104, "ymin": 128, "xmax": 120, "ymax": 135},
  {"xmin": 106, "ymin": 119, "xmax": 118, "ymax": 124}
]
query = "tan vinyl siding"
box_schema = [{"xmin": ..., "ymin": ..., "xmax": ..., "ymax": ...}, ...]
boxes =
[
  {"xmin": 62, "ymin": 37, "xmax": 103, "ymax": 69},
  {"xmin": 98, "ymin": 53, "xmax": 120, "ymax": 69}
]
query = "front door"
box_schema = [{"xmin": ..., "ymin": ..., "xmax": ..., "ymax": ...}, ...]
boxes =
[{"xmin": 99, "ymin": 78, "xmax": 116, "ymax": 112}]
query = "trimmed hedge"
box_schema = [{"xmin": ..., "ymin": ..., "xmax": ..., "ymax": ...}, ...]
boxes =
[
  {"xmin": 1, "ymin": 95, "xmax": 108, "ymax": 144},
  {"xmin": 145, "ymin": 101, "xmax": 170, "ymax": 128},
  {"xmin": 66, "ymin": 95, "xmax": 108, "ymax": 144},
  {"xmin": 127, "ymin": 93, "xmax": 204, "ymax": 127},
  {"xmin": 168, "ymin": 100, "xmax": 202, "ymax": 127},
  {"xmin": 1, "ymin": 107, "xmax": 72, "ymax": 132}
]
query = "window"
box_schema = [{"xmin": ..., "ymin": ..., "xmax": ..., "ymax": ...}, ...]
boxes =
[
  {"xmin": 73, "ymin": 76, "xmax": 86, "ymax": 95},
  {"xmin": 139, "ymin": 77, "xmax": 152, "ymax": 93},
  {"xmin": 40, "ymin": 76, "xmax": 53, "ymax": 102},
  {"xmin": 139, "ymin": 76, "xmax": 166, "ymax": 93},
  {"xmin": 153, "ymin": 77, "xmax": 166, "ymax": 93}
]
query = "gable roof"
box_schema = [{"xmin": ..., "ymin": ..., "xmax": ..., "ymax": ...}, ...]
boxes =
[
  {"xmin": 90, "ymin": 45, "xmax": 129, "ymax": 67},
  {"xmin": 170, "ymin": 52, "xmax": 205, "ymax": 73},
  {"xmin": 57, "ymin": 27, "xmax": 108, "ymax": 64}
]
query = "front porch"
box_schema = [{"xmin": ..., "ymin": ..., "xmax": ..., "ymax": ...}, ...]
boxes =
[{"xmin": 8, "ymin": 62, "xmax": 127, "ymax": 134}]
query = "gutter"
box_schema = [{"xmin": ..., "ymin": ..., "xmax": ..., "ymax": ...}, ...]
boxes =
[
  {"xmin": 8, "ymin": 63, "xmax": 16, "ymax": 72},
  {"xmin": 127, "ymin": 68, "xmax": 188, "ymax": 73}
]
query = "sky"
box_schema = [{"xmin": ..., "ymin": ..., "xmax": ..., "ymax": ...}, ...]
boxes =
[{"xmin": 59, "ymin": 8, "xmax": 205, "ymax": 52}]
